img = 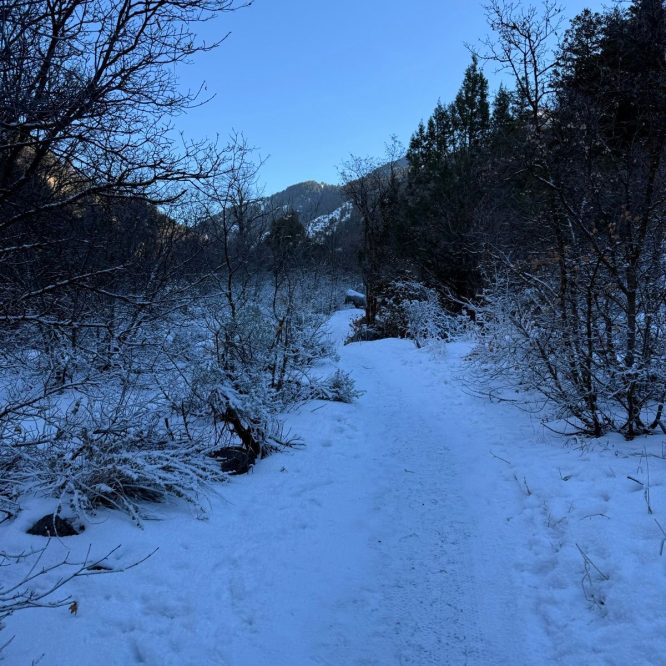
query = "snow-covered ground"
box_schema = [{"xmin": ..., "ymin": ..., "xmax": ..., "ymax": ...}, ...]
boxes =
[{"xmin": 3, "ymin": 309, "xmax": 666, "ymax": 664}]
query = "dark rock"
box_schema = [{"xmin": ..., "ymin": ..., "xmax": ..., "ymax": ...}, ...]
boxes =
[
  {"xmin": 27, "ymin": 514, "xmax": 81, "ymax": 537},
  {"xmin": 209, "ymin": 446, "xmax": 256, "ymax": 475}
]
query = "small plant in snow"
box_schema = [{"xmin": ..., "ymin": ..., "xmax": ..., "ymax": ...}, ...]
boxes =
[
  {"xmin": 311, "ymin": 370, "xmax": 363, "ymax": 404},
  {"xmin": 576, "ymin": 544, "xmax": 609, "ymax": 611}
]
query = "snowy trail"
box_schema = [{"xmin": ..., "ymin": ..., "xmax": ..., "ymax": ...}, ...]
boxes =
[
  {"xmin": 210, "ymin": 311, "xmax": 544, "ymax": 665},
  {"xmin": 210, "ymin": 312, "xmax": 529, "ymax": 665},
  {"xmin": 12, "ymin": 309, "xmax": 666, "ymax": 664},
  {"xmin": 299, "ymin": 317, "xmax": 538, "ymax": 665}
]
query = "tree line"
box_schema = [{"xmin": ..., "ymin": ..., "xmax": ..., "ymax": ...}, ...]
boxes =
[{"xmin": 344, "ymin": 0, "xmax": 666, "ymax": 438}]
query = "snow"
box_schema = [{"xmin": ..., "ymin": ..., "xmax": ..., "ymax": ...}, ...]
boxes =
[
  {"xmin": 306, "ymin": 202, "xmax": 352, "ymax": 238},
  {"xmin": 4, "ymin": 309, "xmax": 666, "ymax": 664}
]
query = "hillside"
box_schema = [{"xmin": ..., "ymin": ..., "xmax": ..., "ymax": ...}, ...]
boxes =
[
  {"xmin": 263, "ymin": 180, "xmax": 358, "ymax": 240},
  {"xmin": 266, "ymin": 181, "xmax": 345, "ymax": 221}
]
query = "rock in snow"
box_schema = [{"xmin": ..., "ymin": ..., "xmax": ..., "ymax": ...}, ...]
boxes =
[{"xmin": 26, "ymin": 514, "xmax": 81, "ymax": 537}]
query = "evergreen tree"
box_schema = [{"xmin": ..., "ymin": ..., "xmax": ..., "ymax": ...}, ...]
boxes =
[
  {"xmin": 490, "ymin": 84, "xmax": 515, "ymax": 134},
  {"xmin": 269, "ymin": 211, "xmax": 307, "ymax": 264},
  {"xmin": 400, "ymin": 57, "xmax": 492, "ymax": 301},
  {"xmin": 451, "ymin": 55, "xmax": 490, "ymax": 150}
]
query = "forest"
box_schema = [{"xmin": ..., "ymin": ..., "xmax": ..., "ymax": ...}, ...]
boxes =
[
  {"xmin": 345, "ymin": 0, "xmax": 666, "ymax": 440},
  {"xmin": 1, "ymin": 0, "xmax": 665, "ymax": 659}
]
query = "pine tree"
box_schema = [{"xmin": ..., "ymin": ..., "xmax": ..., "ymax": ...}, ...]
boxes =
[
  {"xmin": 490, "ymin": 84, "xmax": 515, "ymax": 133},
  {"xmin": 451, "ymin": 55, "xmax": 490, "ymax": 151},
  {"xmin": 400, "ymin": 57, "xmax": 492, "ymax": 301}
]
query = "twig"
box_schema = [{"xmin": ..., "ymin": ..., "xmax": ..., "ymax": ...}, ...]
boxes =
[
  {"xmin": 655, "ymin": 519, "xmax": 666, "ymax": 556},
  {"xmin": 576, "ymin": 543, "xmax": 609, "ymax": 581},
  {"xmin": 645, "ymin": 450, "xmax": 653, "ymax": 514},
  {"xmin": 576, "ymin": 543, "xmax": 608, "ymax": 609},
  {"xmin": 513, "ymin": 472, "xmax": 532, "ymax": 496},
  {"xmin": 490, "ymin": 450, "xmax": 511, "ymax": 465},
  {"xmin": 1, "ymin": 543, "xmax": 157, "ymax": 617},
  {"xmin": 580, "ymin": 513, "xmax": 609, "ymax": 520}
]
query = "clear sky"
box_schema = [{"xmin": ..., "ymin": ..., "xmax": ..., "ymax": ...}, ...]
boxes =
[{"xmin": 180, "ymin": 0, "xmax": 609, "ymax": 195}]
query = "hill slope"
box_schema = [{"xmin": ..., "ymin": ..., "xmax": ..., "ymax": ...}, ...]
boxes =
[{"xmin": 264, "ymin": 180, "xmax": 356, "ymax": 240}]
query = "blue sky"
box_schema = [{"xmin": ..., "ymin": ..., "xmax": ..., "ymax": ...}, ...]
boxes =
[{"xmin": 181, "ymin": 0, "xmax": 609, "ymax": 195}]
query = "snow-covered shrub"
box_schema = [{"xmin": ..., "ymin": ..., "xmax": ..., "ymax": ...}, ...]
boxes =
[
  {"xmin": 471, "ymin": 269, "xmax": 666, "ymax": 437},
  {"xmin": 184, "ymin": 360, "xmax": 286, "ymax": 455},
  {"xmin": 401, "ymin": 294, "xmax": 451, "ymax": 348},
  {"xmin": 147, "ymin": 273, "xmax": 351, "ymax": 463},
  {"xmin": 310, "ymin": 370, "xmax": 363, "ymax": 404},
  {"xmin": 0, "ymin": 271, "xmax": 354, "ymax": 524},
  {"xmin": 4, "ymin": 392, "xmax": 222, "ymax": 524},
  {"xmin": 347, "ymin": 278, "xmax": 449, "ymax": 347},
  {"xmin": 200, "ymin": 278, "xmax": 338, "ymax": 409}
]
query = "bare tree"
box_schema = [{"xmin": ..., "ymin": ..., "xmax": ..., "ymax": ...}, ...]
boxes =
[
  {"xmin": 476, "ymin": 1, "xmax": 666, "ymax": 438},
  {"xmin": 0, "ymin": 0, "xmax": 250, "ymax": 343},
  {"xmin": 0, "ymin": 0, "xmax": 248, "ymax": 222},
  {"xmin": 477, "ymin": 0, "xmax": 563, "ymax": 133}
]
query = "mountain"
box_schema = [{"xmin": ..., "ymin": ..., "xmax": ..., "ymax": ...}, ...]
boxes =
[
  {"xmin": 267, "ymin": 181, "xmax": 345, "ymax": 221},
  {"xmin": 263, "ymin": 180, "xmax": 358, "ymax": 240}
]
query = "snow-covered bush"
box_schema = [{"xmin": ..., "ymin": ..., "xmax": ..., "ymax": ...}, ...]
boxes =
[
  {"xmin": 200, "ymin": 277, "xmax": 338, "ymax": 408},
  {"xmin": 4, "ymin": 391, "xmax": 222, "ymax": 525},
  {"xmin": 401, "ymin": 295, "xmax": 450, "ymax": 348},
  {"xmin": 347, "ymin": 278, "xmax": 450, "ymax": 347},
  {"xmin": 183, "ymin": 359, "xmax": 286, "ymax": 455},
  {"xmin": 471, "ymin": 269, "xmax": 666, "ymax": 437},
  {"xmin": 310, "ymin": 370, "xmax": 363, "ymax": 404},
  {"xmin": 0, "ymin": 271, "xmax": 359, "ymax": 525}
]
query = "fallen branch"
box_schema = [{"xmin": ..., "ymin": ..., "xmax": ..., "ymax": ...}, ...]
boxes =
[{"xmin": 1, "ymin": 542, "xmax": 157, "ymax": 651}]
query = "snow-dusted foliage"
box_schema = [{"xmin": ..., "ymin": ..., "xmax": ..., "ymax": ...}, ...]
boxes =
[
  {"xmin": 0, "ymin": 272, "xmax": 360, "ymax": 524},
  {"xmin": 193, "ymin": 277, "xmax": 339, "ymax": 412},
  {"xmin": 471, "ymin": 268, "xmax": 666, "ymax": 437},
  {"xmin": 311, "ymin": 369, "xmax": 363, "ymax": 404},
  {"xmin": 400, "ymin": 293, "xmax": 451, "ymax": 348},
  {"xmin": 1, "ymin": 381, "xmax": 223, "ymax": 524},
  {"xmin": 348, "ymin": 278, "xmax": 450, "ymax": 347}
]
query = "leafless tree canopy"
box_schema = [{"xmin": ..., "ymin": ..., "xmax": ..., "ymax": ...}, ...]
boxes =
[{"xmin": 0, "ymin": 0, "xmax": 247, "ymax": 229}]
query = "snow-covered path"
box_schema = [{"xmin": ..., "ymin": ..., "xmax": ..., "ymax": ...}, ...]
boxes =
[
  {"xmin": 6, "ymin": 309, "xmax": 666, "ymax": 665},
  {"xmin": 285, "ymin": 311, "xmax": 542, "ymax": 665},
  {"xmin": 193, "ymin": 311, "xmax": 542, "ymax": 664}
]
